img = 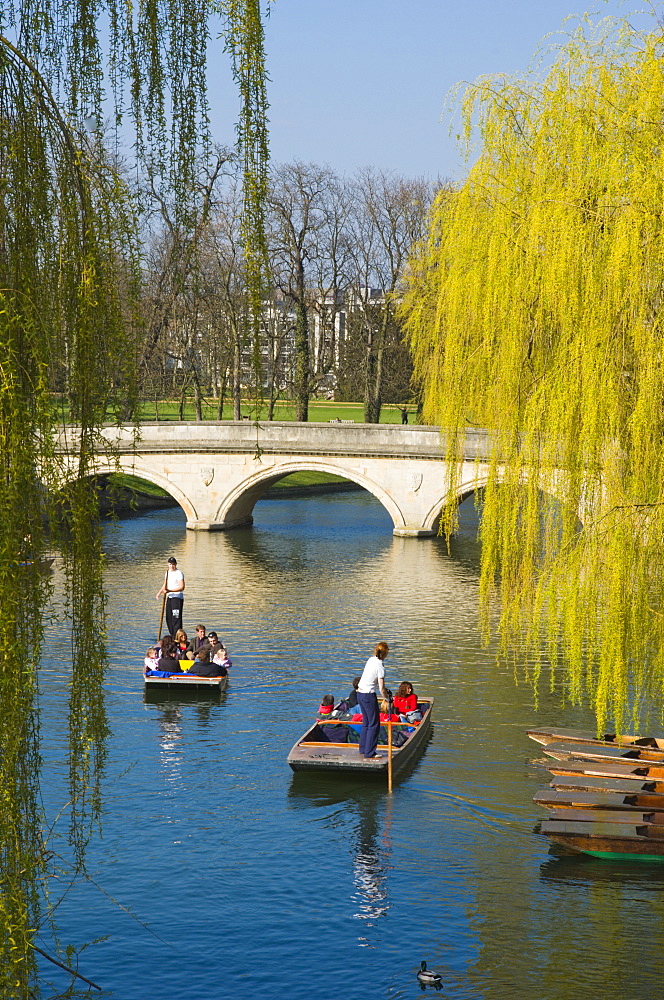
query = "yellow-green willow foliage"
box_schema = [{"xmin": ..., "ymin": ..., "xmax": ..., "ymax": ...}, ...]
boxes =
[
  {"xmin": 0, "ymin": 3, "xmax": 270, "ymax": 995},
  {"xmin": 404, "ymin": 17, "xmax": 664, "ymax": 734},
  {"xmin": 0, "ymin": 38, "xmax": 141, "ymax": 997}
]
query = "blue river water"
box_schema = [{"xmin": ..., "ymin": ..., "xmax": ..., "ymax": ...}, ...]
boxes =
[{"xmin": 38, "ymin": 491, "xmax": 664, "ymax": 999}]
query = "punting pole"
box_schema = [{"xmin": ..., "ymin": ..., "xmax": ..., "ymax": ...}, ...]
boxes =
[
  {"xmin": 157, "ymin": 572, "xmax": 167, "ymax": 641},
  {"xmin": 387, "ymin": 690, "xmax": 394, "ymax": 793}
]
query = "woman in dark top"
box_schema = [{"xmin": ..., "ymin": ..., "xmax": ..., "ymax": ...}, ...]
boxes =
[{"xmin": 157, "ymin": 637, "xmax": 182, "ymax": 673}]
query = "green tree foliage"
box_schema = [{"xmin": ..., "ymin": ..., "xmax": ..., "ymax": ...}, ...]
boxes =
[
  {"xmin": 0, "ymin": 2, "xmax": 270, "ymax": 994},
  {"xmin": 404, "ymin": 15, "xmax": 664, "ymax": 732}
]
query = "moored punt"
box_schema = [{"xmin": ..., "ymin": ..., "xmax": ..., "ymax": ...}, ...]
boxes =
[
  {"xmin": 542, "ymin": 741, "xmax": 664, "ymax": 764},
  {"xmin": 527, "ymin": 725, "xmax": 664, "ymax": 749},
  {"xmin": 549, "ymin": 773, "xmax": 664, "ymax": 795},
  {"xmin": 534, "ymin": 787, "xmax": 664, "ymax": 812},
  {"xmin": 287, "ymin": 698, "xmax": 433, "ymax": 775},
  {"xmin": 540, "ymin": 818, "xmax": 664, "ymax": 860},
  {"xmin": 144, "ymin": 672, "xmax": 229, "ymax": 691},
  {"xmin": 546, "ymin": 806, "xmax": 664, "ymax": 824},
  {"xmin": 544, "ymin": 758, "xmax": 664, "ymax": 781}
]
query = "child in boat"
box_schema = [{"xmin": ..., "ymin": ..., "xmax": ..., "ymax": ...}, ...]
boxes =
[
  {"xmin": 317, "ymin": 694, "xmax": 348, "ymax": 743},
  {"xmin": 144, "ymin": 647, "xmax": 159, "ymax": 673},
  {"xmin": 393, "ymin": 681, "xmax": 422, "ymax": 722},
  {"xmin": 212, "ymin": 645, "xmax": 232, "ymax": 669},
  {"xmin": 317, "ymin": 694, "xmax": 335, "ymax": 719}
]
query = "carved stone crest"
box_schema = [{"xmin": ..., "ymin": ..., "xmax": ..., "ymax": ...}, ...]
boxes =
[
  {"xmin": 407, "ymin": 472, "xmax": 423, "ymax": 493},
  {"xmin": 202, "ymin": 467, "xmax": 215, "ymax": 487}
]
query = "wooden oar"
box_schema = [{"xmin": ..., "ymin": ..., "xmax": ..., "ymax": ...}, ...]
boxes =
[
  {"xmin": 387, "ymin": 690, "xmax": 394, "ymax": 793},
  {"xmin": 157, "ymin": 571, "xmax": 167, "ymax": 640}
]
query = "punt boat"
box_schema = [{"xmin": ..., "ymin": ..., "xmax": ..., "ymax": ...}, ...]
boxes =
[
  {"xmin": 548, "ymin": 773, "xmax": 664, "ymax": 795},
  {"xmin": 539, "ymin": 817, "xmax": 664, "ymax": 860},
  {"xmin": 534, "ymin": 787, "xmax": 664, "ymax": 812},
  {"xmin": 144, "ymin": 669, "xmax": 229, "ymax": 692},
  {"xmin": 287, "ymin": 698, "xmax": 433, "ymax": 775},
  {"xmin": 541, "ymin": 740, "xmax": 664, "ymax": 764},
  {"xmin": 527, "ymin": 726, "xmax": 664, "ymax": 749},
  {"xmin": 544, "ymin": 806, "xmax": 664, "ymax": 824},
  {"xmin": 544, "ymin": 758, "xmax": 664, "ymax": 782}
]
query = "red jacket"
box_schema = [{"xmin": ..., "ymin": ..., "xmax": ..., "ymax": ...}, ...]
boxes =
[{"xmin": 394, "ymin": 693, "xmax": 417, "ymax": 714}]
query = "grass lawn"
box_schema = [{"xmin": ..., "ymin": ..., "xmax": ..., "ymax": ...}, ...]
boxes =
[
  {"xmin": 54, "ymin": 397, "xmax": 419, "ymax": 424},
  {"xmin": 106, "ymin": 469, "xmax": 347, "ymax": 497},
  {"xmin": 92, "ymin": 399, "xmax": 415, "ymax": 423}
]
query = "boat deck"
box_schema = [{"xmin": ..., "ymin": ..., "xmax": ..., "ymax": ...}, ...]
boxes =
[{"xmin": 288, "ymin": 698, "xmax": 433, "ymax": 775}]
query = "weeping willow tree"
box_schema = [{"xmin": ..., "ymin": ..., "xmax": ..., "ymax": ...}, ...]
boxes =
[
  {"xmin": 404, "ymin": 14, "xmax": 664, "ymax": 734},
  {"xmin": 0, "ymin": 2, "xmax": 269, "ymax": 995}
]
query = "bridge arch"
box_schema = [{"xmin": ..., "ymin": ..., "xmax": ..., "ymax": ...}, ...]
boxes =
[
  {"xmin": 422, "ymin": 473, "xmax": 586, "ymax": 535},
  {"xmin": 217, "ymin": 460, "xmax": 407, "ymax": 532},
  {"xmin": 58, "ymin": 460, "xmax": 199, "ymax": 524}
]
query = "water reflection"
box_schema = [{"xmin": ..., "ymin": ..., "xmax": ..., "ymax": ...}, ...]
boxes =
[
  {"xmin": 35, "ymin": 490, "xmax": 664, "ymax": 1000},
  {"xmin": 540, "ymin": 850, "xmax": 664, "ymax": 886},
  {"xmin": 288, "ymin": 778, "xmax": 391, "ymax": 945}
]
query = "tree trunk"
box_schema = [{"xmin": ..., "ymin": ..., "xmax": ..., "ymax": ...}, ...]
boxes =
[
  {"xmin": 364, "ymin": 306, "xmax": 390, "ymax": 423},
  {"xmin": 294, "ymin": 296, "xmax": 309, "ymax": 422},
  {"xmin": 363, "ymin": 326, "xmax": 376, "ymax": 423},
  {"xmin": 192, "ymin": 369, "xmax": 202, "ymax": 420},
  {"xmin": 217, "ymin": 368, "xmax": 227, "ymax": 419},
  {"xmin": 233, "ymin": 333, "xmax": 242, "ymax": 420}
]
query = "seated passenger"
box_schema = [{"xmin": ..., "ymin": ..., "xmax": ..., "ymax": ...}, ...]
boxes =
[
  {"xmin": 347, "ymin": 677, "xmax": 361, "ymax": 710},
  {"xmin": 190, "ymin": 648, "xmax": 228, "ymax": 677},
  {"xmin": 207, "ymin": 631, "xmax": 223, "ymax": 657},
  {"xmin": 212, "ymin": 645, "xmax": 232, "ymax": 669},
  {"xmin": 174, "ymin": 629, "xmax": 189, "ymax": 660},
  {"xmin": 335, "ymin": 677, "xmax": 361, "ymax": 714},
  {"xmin": 393, "ymin": 681, "xmax": 422, "ymax": 722},
  {"xmin": 186, "ymin": 624, "xmax": 208, "ymax": 659},
  {"xmin": 316, "ymin": 694, "xmax": 348, "ymax": 743},
  {"xmin": 144, "ymin": 647, "xmax": 159, "ymax": 673},
  {"xmin": 157, "ymin": 637, "xmax": 182, "ymax": 673},
  {"xmin": 317, "ymin": 694, "xmax": 335, "ymax": 719}
]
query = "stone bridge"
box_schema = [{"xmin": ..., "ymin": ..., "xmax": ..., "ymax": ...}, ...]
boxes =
[{"xmin": 55, "ymin": 421, "xmax": 494, "ymax": 536}]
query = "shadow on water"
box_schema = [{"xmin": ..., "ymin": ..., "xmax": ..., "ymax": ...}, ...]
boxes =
[
  {"xmin": 540, "ymin": 849, "xmax": 664, "ymax": 886},
  {"xmin": 143, "ymin": 685, "xmax": 228, "ymax": 707}
]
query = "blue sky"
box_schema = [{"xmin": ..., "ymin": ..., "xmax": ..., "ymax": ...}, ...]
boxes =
[{"xmin": 207, "ymin": 1, "xmax": 655, "ymax": 181}]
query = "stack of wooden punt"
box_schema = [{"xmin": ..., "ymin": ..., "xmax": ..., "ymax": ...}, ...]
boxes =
[{"xmin": 528, "ymin": 726, "xmax": 664, "ymax": 860}]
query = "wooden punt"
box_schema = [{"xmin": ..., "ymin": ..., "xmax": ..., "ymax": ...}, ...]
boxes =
[
  {"xmin": 548, "ymin": 773, "xmax": 664, "ymax": 795},
  {"xmin": 144, "ymin": 672, "xmax": 229, "ymax": 692},
  {"xmin": 545, "ymin": 806, "xmax": 664, "ymax": 824},
  {"xmin": 542, "ymin": 740, "xmax": 664, "ymax": 764},
  {"xmin": 527, "ymin": 726, "xmax": 664, "ymax": 749},
  {"xmin": 15, "ymin": 557, "xmax": 54, "ymax": 572},
  {"xmin": 534, "ymin": 787, "xmax": 664, "ymax": 812},
  {"xmin": 287, "ymin": 698, "xmax": 433, "ymax": 775},
  {"xmin": 540, "ymin": 818, "xmax": 664, "ymax": 860},
  {"xmin": 544, "ymin": 758, "xmax": 664, "ymax": 781}
]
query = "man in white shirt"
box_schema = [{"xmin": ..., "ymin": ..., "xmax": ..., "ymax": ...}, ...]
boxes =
[
  {"xmin": 357, "ymin": 641, "xmax": 389, "ymax": 759},
  {"xmin": 156, "ymin": 556, "xmax": 185, "ymax": 636}
]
